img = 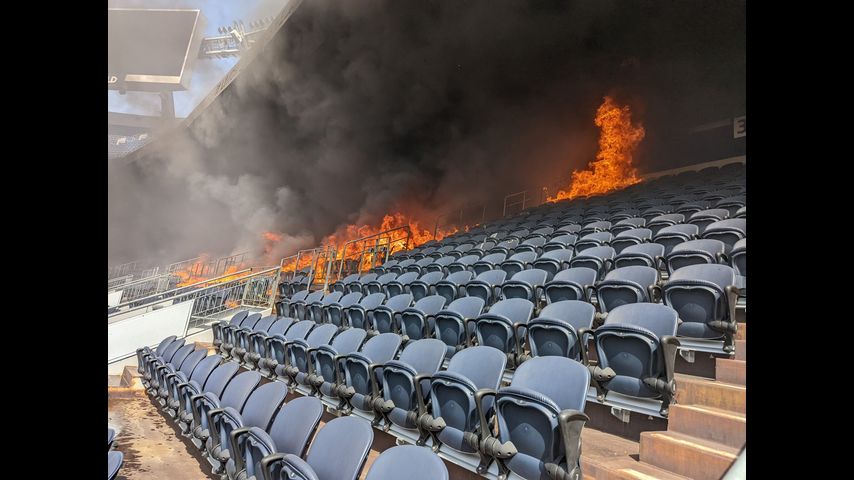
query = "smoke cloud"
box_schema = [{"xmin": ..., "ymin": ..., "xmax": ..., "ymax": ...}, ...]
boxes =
[{"xmin": 108, "ymin": 0, "xmax": 745, "ymax": 266}]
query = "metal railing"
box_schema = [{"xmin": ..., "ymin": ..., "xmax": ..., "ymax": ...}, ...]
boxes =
[
  {"xmin": 186, "ymin": 266, "xmax": 278, "ymax": 328},
  {"xmin": 335, "ymin": 226, "xmax": 412, "ymax": 280},
  {"xmin": 109, "ymin": 268, "xmax": 253, "ymax": 314},
  {"xmin": 113, "ymin": 273, "xmax": 177, "ymax": 303},
  {"xmin": 107, "ymin": 274, "xmax": 134, "ymax": 290}
]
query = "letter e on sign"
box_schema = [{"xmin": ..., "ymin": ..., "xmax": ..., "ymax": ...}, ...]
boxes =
[{"xmin": 733, "ymin": 116, "xmax": 746, "ymax": 138}]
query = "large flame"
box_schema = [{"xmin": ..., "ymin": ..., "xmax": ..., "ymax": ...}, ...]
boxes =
[
  {"xmin": 548, "ymin": 96, "xmax": 645, "ymax": 202},
  {"xmin": 174, "ymin": 256, "xmax": 248, "ymax": 287}
]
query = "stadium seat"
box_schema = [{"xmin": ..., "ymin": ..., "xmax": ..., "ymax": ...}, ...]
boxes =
[
  {"xmin": 532, "ymin": 249, "xmax": 574, "ymax": 280},
  {"xmin": 259, "ymin": 321, "xmax": 315, "ymax": 378},
  {"xmin": 108, "ymin": 450, "xmax": 124, "ymax": 480},
  {"xmin": 385, "ymin": 271, "xmax": 419, "ymax": 297},
  {"xmin": 325, "ymin": 291, "xmax": 362, "ymax": 328},
  {"xmin": 594, "ymin": 265, "xmax": 660, "ymax": 313},
  {"xmin": 610, "ymin": 228, "xmax": 652, "ymax": 254},
  {"xmin": 544, "ymin": 267, "xmax": 598, "ymax": 304},
  {"xmin": 371, "ymin": 293, "xmax": 414, "ymax": 334},
  {"xmin": 281, "ymin": 323, "xmax": 338, "ymax": 386},
  {"xmin": 702, "ymin": 218, "xmax": 747, "ymax": 249},
  {"xmin": 665, "ymin": 238, "xmax": 728, "ymax": 274},
  {"xmin": 335, "ymin": 333, "xmax": 404, "ymax": 414},
  {"xmin": 473, "ymin": 298, "xmax": 535, "ymax": 368},
  {"xmin": 447, "ymin": 254, "xmax": 480, "ymax": 273},
  {"xmin": 345, "ymin": 292, "xmax": 386, "ymax": 330},
  {"xmin": 364, "ymin": 445, "xmax": 448, "ymax": 480},
  {"xmin": 471, "ymin": 252, "xmax": 506, "ymax": 275},
  {"xmin": 304, "ymin": 327, "xmax": 368, "ymax": 397},
  {"xmin": 409, "ymin": 271, "xmax": 445, "ymax": 301},
  {"xmin": 435, "ymin": 270, "xmax": 474, "ymax": 305},
  {"xmin": 568, "ymin": 245, "xmax": 615, "ymax": 281},
  {"xmin": 574, "ymin": 232, "xmax": 613, "ymax": 252},
  {"xmin": 308, "ymin": 291, "xmax": 343, "ymax": 324},
  {"xmin": 526, "ymin": 300, "xmax": 596, "ymax": 361},
  {"xmin": 191, "ymin": 370, "xmax": 262, "ymax": 449}
]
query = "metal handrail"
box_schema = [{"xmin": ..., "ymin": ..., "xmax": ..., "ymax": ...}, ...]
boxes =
[
  {"xmin": 110, "ymin": 268, "xmax": 253, "ymax": 311},
  {"xmin": 335, "ymin": 226, "xmax": 412, "ymax": 278}
]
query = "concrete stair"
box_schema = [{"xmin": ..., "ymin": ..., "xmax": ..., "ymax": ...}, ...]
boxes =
[
  {"xmin": 640, "ymin": 431, "xmax": 740, "ymax": 480},
  {"xmin": 674, "ymin": 374, "xmax": 746, "ymax": 414},
  {"xmin": 120, "ymin": 365, "xmax": 144, "ymax": 389},
  {"xmin": 667, "ymin": 404, "xmax": 745, "ymax": 449},
  {"xmin": 587, "ymin": 456, "xmax": 691, "ymax": 480},
  {"xmin": 715, "ymin": 358, "xmax": 745, "ymax": 385}
]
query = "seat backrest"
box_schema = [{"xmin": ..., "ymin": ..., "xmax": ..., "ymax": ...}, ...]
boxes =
[
  {"xmin": 397, "ymin": 339, "xmax": 447, "ymax": 373},
  {"xmin": 655, "ymin": 224, "xmax": 699, "ymax": 239},
  {"xmin": 603, "ymin": 303, "xmax": 679, "ymax": 338},
  {"xmin": 240, "ymin": 313, "xmax": 263, "ymax": 329},
  {"xmin": 508, "ymin": 268, "xmax": 548, "ymax": 286},
  {"xmin": 358, "ymin": 292, "xmax": 387, "ymax": 310},
  {"xmin": 537, "ymin": 300, "xmax": 596, "ymax": 331},
  {"xmin": 268, "ymin": 396, "xmax": 324, "ymax": 457},
  {"xmin": 487, "ymin": 298, "xmax": 535, "ymax": 323},
  {"xmin": 416, "ymin": 271, "xmax": 445, "ymax": 285},
  {"xmin": 376, "ymin": 272, "xmax": 399, "ymax": 284},
  {"xmin": 203, "ymin": 361, "xmax": 241, "ymax": 398},
  {"xmin": 507, "ymin": 251, "xmax": 537, "ymax": 263},
  {"xmin": 168, "ymin": 344, "xmax": 196, "ymax": 369},
  {"xmin": 220, "ymin": 371, "xmax": 262, "ymax": 410},
  {"xmin": 240, "ymin": 382, "xmax": 288, "ymax": 430},
  {"xmin": 268, "ymin": 318, "xmax": 295, "ymax": 336},
  {"xmin": 451, "ymin": 254, "xmax": 479, "ymax": 268},
  {"xmin": 189, "ymin": 354, "xmax": 221, "ymax": 385},
  {"xmin": 443, "ymin": 270, "xmax": 474, "ymax": 285},
  {"xmin": 303, "ymin": 324, "xmax": 338, "ymax": 347},
  {"xmin": 304, "ymin": 291, "xmax": 325, "ymax": 304},
  {"xmin": 511, "ymin": 356, "xmax": 590, "ymax": 411},
  {"xmin": 604, "ymin": 265, "xmax": 659, "ymax": 287},
  {"xmin": 391, "ymin": 271, "xmax": 419, "ymax": 285},
  {"xmin": 446, "ymin": 345, "xmax": 507, "ymax": 389},
  {"xmin": 321, "ymin": 291, "xmax": 344, "ymax": 306},
  {"xmin": 283, "ymin": 320, "xmax": 315, "ymax": 340},
  {"xmin": 229, "ymin": 311, "xmax": 249, "ymax": 326},
  {"xmin": 360, "ymin": 333, "xmax": 403, "ymax": 363},
  {"xmin": 178, "ymin": 349, "xmax": 208, "ymax": 375},
  {"xmin": 160, "ymin": 338, "xmax": 186, "ymax": 362},
  {"xmin": 668, "ymin": 263, "xmax": 736, "ymax": 291},
  {"xmin": 384, "ymin": 293, "xmax": 414, "ymax": 312},
  {"xmin": 551, "ymin": 267, "xmax": 597, "ymax": 286},
  {"xmin": 444, "ymin": 296, "xmax": 485, "ymax": 319},
  {"xmin": 477, "ymin": 252, "xmax": 506, "ymax": 265},
  {"xmin": 411, "ymin": 294, "xmax": 447, "ymax": 314},
  {"xmin": 337, "ymin": 292, "xmax": 364, "ymax": 309},
  {"xmin": 155, "ymin": 335, "xmax": 177, "ymax": 355},
  {"xmin": 253, "ymin": 315, "xmax": 278, "ymax": 333},
  {"xmin": 365, "ymin": 445, "xmax": 448, "ymax": 480},
  {"xmin": 303, "ymin": 416, "xmax": 374, "ymax": 480},
  {"xmin": 331, "ymin": 327, "xmax": 368, "ymax": 352}
]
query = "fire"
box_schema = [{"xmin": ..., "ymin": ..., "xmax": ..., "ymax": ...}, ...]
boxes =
[
  {"xmin": 225, "ymin": 299, "xmax": 239, "ymax": 309},
  {"xmin": 547, "ymin": 96, "xmax": 645, "ymax": 202},
  {"xmin": 174, "ymin": 258, "xmax": 249, "ymax": 287},
  {"xmin": 263, "ymin": 231, "xmax": 283, "ymax": 256}
]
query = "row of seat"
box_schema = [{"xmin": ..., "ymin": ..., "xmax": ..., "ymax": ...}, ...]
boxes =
[
  {"xmin": 135, "ymin": 336, "xmax": 450, "ymax": 480},
  {"xmin": 108, "ymin": 427, "xmax": 123, "ymax": 479}
]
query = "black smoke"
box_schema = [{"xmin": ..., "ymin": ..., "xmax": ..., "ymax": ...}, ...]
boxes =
[{"xmin": 108, "ymin": 0, "xmax": 745, "ymax": 265}]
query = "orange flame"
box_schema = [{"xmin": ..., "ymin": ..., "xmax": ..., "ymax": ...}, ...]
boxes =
[
  {"xmin": 174, "ymin": 257, "xmax": 249, "ymax": 287},
  {"xmin": 225, "ymin": 299, "xmax": 240, "ymax": 309},
  {"xmin": 548, "ymin": 96, "xmax": 645, "ymax": 202}
]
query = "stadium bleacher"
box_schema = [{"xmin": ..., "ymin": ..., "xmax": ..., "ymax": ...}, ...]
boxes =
[{"xmin": 123, "ymin": 161, "xmax": 745, "ymax": 480}]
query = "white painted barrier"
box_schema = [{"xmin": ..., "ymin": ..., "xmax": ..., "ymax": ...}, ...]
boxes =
[{"xmin": 107, "ymin": 299, "xmax": 194, "ymax": 363}]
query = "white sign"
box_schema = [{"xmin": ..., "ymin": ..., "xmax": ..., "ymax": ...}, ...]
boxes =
[{"xmin": 733, "ymin": 116, "xmax": 746, "ymax": 138}]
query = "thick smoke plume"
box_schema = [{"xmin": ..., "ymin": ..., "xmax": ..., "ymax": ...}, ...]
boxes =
[{"xmin": 108, "ymin": 0, "xmax": 745, "ymax": 266}]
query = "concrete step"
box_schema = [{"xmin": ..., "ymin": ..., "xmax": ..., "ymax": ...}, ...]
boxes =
[
  {"xmin": 640, "ymin": 431, "xmax": 740, "ymax": 480},
  {"xmin": 735, "ymin": 339, "xmax": 746, "ymax": 360},
  {"xmin": 589, "ymin": 457, "xmax": 691, "ymax": 480},
  {"xmin": 675, "ymin": 374, "xmax": 745, "ymax": 413},
  {"xmin": 735, "ymin": 323, "xmax": 746, "ymax": 340},
  {"xmin": 120, "ymin": 365, "xmax": 144, "ymax": 389},
  {"xmin": 668, "ymin": 404, "xmax": 746, "ymax": 449},
  {"xmin": 108, "ymin": 375, "xmax": 123, "ymax": 387},
  {"xmin": 715, "ymin": 358, "xmax": 746, "ymax": 385}
]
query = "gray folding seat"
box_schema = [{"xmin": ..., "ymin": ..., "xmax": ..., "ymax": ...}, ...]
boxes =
[
  {"xmin": 333, "ymin": 333, "xmax": 403, "ymax": 413},
  {"xmin": 365, "ymin": 445, "xmax": 448, "ymax": 480},
  {"xmin": 468, "ymin": 240, "xmax": 496, "ymax": 258},
  {"xmin": 470, "ymin": 356, "xmax": 590, "ymax": 480},
  {"xmin": 226, "ymin": 396, "xmax": 323, "ymax": 480},
  {"xmin": 232, "ymin": 315, "xmax": 277, "ymax": 364},
  {"xmin": 190, "ymin": 370, "xmax": 262, "ymax": 448},
  {"xmin": 688, "ymin": 208, "xmax": 730, "ymax": 233},
  {"xmin": 613, "ymin": 243, "xmax": 665, "ymax": 269},
  {"xmin": 258, "ymin": 320, "xmax": 315, "ymax": 379},
  {"xmin": 499, "ymin": 251, "xmax": 537, "ymax": 277},
  {"xmin": 662, "ymin": 264, "xmax": 740, "ymax": 352},
  {"xmin": 108, "ymin": 428, "xmax": 115, "ymax": 450},
  {"xmin": 409, "ymin": 271, "xmax": 445, "ymax": 301},
  {"xmin": 674, "ymin": 202, "xmax": 708, "ymax": 217},
  {"xmin": 348, "ymin": 273, "xmax": 379, "ymax": 295},
  {"xmin": 542, "ymin": 234, "xmax": 577, "ymax": 253},
  {"xmin": 434, "ymin": 270, "xmax": 473, "ymax": 305},
  {"xmin": 137, "ymin": 335, "xmax": 178, "ymax": 376},
  {"xmin": 610, "ymin": 217, "xmax": 646, "ymax": 235},
  {"xmin": 413, "ymin": 346, "xmax": 507, "ymax": 453},
  {"xmin": 594, "ymin": 266, "xmax": 659, "ymax": 314},
  {"xmin": 544, "ymin": 267, "xmax": 598, "ymax": 304},
  {"xmin": 141, "ymin": 337, "xmax": 185, "ymax": 389},
  {"xmin": 702, "ymin": 218, "xmax": 747, "ymax": 250},
  {"xmin": 293, "ymin": 291, "xmax": 324, "ymax": 321},
  {"xmin": 281, "ymin": 323, "xmax": 339, "ymax": 386},
  {"xmin": 588, "ymin": 303, "xmax": 680, "ymax": 415},
  {"xmin": 331, "ymin": 273, "xmax": 360, "ymax": 294},
  {"xmin": 424, "ymin": 255, "xmax": 456, "ymax": 274},
  {"xmin": 222, "ymin": 313, "xmax": 262, "ymax": 360},
  {"xmin": 500, "ymin": 269, "xmax": 548, "ymax": 306},
  {"xmin": 608, "ymin": 211, "xmax": 636, "ymax": 225},
  {"xmin": 390, "ymin": 258, "xmax": 416, "ymax": 275},
  {"xmin": 653, "ymin": 224, "xmax": 699, "ymax": 255},
  {"xmin": 526, "ymin": 300, "xmax": 596, "ymax": 361},
  {"xmin": 206, "ymin": 382, "xmax": 289, "ymax": 473},
  {"xmin": 532, "ymin": 249, "xmax": 574, "ymax": 280},
  {"xmin": 257, "ymin": 416, "xmax": 373, "ymax": 480},
  {"xmin": 507, "ymin": 228, "xmax": 531, "ymax": 243},
  {"xmin": 555, "ymin": 223, "xmax": 582, "ymax": 235},
  {"xmin": 245, "ymin": 318, "xmax": 295, "ymax": 371},
  {"xmin": 513, "ymin": 237, "xmax": 547, "ymax": 255},
  {"xmin": 433, "ymin": 296, "xmax": 486, "ymax": 357},
  {"xmin": 370, "ymin": 338, "xmax": 447, "ymax": 430},
  {"xmin": 472, "ymin": 252, "xmax": 506, "ymax": 275},
  {"xmin": 526, "ymin": 226, "xmax": 556, "ymax": 241},
  {"xmin": 175, "ymin": 358, "xmax": 234, "ymax": 430},
  {"xmin": 665, "ymin": 238, "xmax": 728, "ymax": 274},
  {"xmin": 731, "ymin": 238, "xmax": 746, "ymax": 277},
  {"xmin": 646, "ymin": 213, "xmax": 685, "ymax": 235},
  {"xmin": 212, "ymin": 312, "xmax": 248, "ymax": 354},
  {"xmin": 578, "ymin": 220, "xmax": 612, "ymax": 237},
  {"xmin": 303, "ymin": 327, "xmax": 368, "ymax": 397},
  {"xmin": 735, "ymin": 206, "xmax": 746, "ymax": 218},
  {"xmin": 574, "ymin": 231, "xmax": 614, "ymax": 253},
  {"xmin": 276, "ymin": 291, "xmax": 308, "ymax": 320},
  {"xmin": 372, "ymin": 259, "xmax": 399, "ymax": 275},
  {"xmin": 411, "ymin": 246, "xmax": 437, "ymax": 261},
  {"xmin": 161, "ymin": 348, "xmax": 210, "ymax": 413},
  {"xmin": 150, "ymin": 343, "xmax": 196, "ymax": 401},
  {"xmin": 465, "ymin": 269, "xmax": 508, "ymax": 306},
  {"xmin": 365, "ymin": 272, "xmax": 399, "ymax": 296},
  {"xmin": 384, "ymin": 271, "xmax": 419, "ymax": 297},
  {"xmin": 642, "ymin": 205, "xmax": 673, "ymax": 222},
  {"xmin": 715, "ymin": 195, "xmax": 747, "ymax": 217},
  {"xmin": 307, "ymin": 291, "xmax": 343, "ymax": 324},
  {"xmin": 370, "ymin": 293, "xmax": 414, "ymax": 334},
  {"xmin": 324, "ymin": 291, "xmax": 362, "ymax": 328},
  {"xmin": 489, "ymin": 238, "xmax": 520, "ymax": 256},
  {"xmin": 108, "ymin": 450, "xmax": 123, "ymax": 480},
  {"xmin": 473, "ymin": 298, "xmax": 535, "ymax": 368},
  {"xmin": 398, "ymin": 294, "xmax": 448, "ymax": 340},
  {"xmin": 610, "ymin": 228, "xmax": 652, "ymax": 254},
  {"xmin": 450, "ymin": 243, "xmax": 475, "ymax": 259},
  {"xmin": 405, "ymin": 257, "xmax": 435, "ymax": 275},
  {"xmin": 568, "ymin": 246, "xmax": 615, "ymax": 281},
  {"xmin": 447, "ymin": 254, "xmax": 479, "ymax": 274},
  {"xmin": 345, "ymin": 292, "xmax": 386, "ymax": 330}
]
